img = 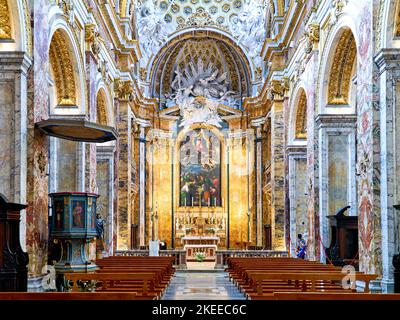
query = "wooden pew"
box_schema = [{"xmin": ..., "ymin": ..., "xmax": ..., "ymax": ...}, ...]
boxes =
[
  {"xmin": 64, "ymin": 272, "xmax": 159, "ymax": 298},
  {"xmin": 273, "ymin": 292, "xmax": 400, "ymax": 300},
  {"xmin": 225, "ymin": 257, "xmax": 379, "ymax": 300},
  {"xmin": 0, "ymin": 292, "xmax": 148, "ymax": 300}
]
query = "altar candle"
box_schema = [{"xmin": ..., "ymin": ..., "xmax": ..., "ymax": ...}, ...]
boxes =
[
  {"xmin": 208, "ymin": 198, "xmax": 210, "ymax": 207},
  {"xmin": 192, "ymin": 197, "xmax": 194, "ymax": 207},
  {"xmin": 214, "ymin": 197, "xmax": 216, "ymax": 206},
  {"xmin": 185, "ymin": 197, "xmax": 187, "ymax": 207}
]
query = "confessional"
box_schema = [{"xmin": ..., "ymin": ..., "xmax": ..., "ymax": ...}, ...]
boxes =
[
  {"xmin": 0, "ymin": 193, "xmax": 29, "ymax": 291},
  {"xmin": 326, "ymin": 206, "xmax": 359, "ymax": 268}
]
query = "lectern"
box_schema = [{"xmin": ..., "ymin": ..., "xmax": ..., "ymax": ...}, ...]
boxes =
[{"xmin": 0, "ymin": 193, "xmax": 29, "ymax": 291}]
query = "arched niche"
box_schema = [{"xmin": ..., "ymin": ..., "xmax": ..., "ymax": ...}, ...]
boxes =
[
  {"xmin": 294, "ymin": 89, "xmax": 307, "ymax": 140},
  {"xmin": 327, "ymin": 28, "xmax": 357, "ymax": 107},
  {"xmin": 49, "ymin": 28, "xmax": 79, "ymax": 108},
  {"xmin": 0, "ymin": 0, "xmax": 31, "ymax": 54},
  {"xmin": 96, "ymin": 88, "xmax": 109, "ymax": 126},
  {"xmin": 149, "ymin": 30, "xmax": 253, "ymax": 109}
]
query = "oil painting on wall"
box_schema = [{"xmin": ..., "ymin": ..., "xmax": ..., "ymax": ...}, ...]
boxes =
[{"xmin": 180, "ymin": 129, "xmax": 221, "ymax": 207}]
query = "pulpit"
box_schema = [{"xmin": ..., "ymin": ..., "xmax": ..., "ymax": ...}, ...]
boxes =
[
  {"xmin": 326, "ymin": 206, "xmax": 359, "ymax": 268},
  {"xmin": 0, "ymin": 193, "xmax": 29, "ymax": 291},
  {"xmin": 49, "ymin": 192, "xmax": 99, "ymax": 273}
]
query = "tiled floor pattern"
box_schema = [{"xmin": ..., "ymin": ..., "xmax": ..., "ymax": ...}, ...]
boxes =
[{"xmin": 162, "ymin": 272, "xmax": 246, "ymax": 300}]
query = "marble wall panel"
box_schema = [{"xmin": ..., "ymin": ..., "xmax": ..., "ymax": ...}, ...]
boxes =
[
  {"xmin": 56, "ymin": 139, "xmax": 77, "ymax": 192},
  {"xmin": 271, "ymin": 101, "xmax": 286, "ymax": 251},
  {"xmin": 0, "ymin": 82, "xmax": 13, "ymax": 200},
  {"xmin": 328, "ymin": 135, "xmax": 349, "ymax": 214}
]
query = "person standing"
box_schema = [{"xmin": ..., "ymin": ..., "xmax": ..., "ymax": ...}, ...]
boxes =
[{"xmin": 296, "ymin": 233, "xmax": 307, "ymax": 259}]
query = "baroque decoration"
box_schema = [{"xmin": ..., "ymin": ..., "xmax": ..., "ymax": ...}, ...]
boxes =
[
  {"xmin": 136, "ymin": 0, "xmax": 174, "ymax": 59},
  {"xmin": 230, "ymin": 0, "xmax": 266, "ymax": 59},
  {"xmin": 0, "ymin": 0, "xmax": 11, "ymax": 39},
  {"xmin": 168, "ymin": 59, "xmax": 232, "ymax": 128}
]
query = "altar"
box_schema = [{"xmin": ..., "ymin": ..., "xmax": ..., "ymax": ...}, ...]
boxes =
[{"xmin": 182, "ymin": 236, "xmax": 219, "ymax": 262}]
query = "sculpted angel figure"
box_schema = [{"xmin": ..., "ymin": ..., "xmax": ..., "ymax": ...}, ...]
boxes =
[
  {"xmin": 230, "ymin": 0, "xmax": 266, "ymax": 58},
  {"xmin": 136, "ymin": 0, "xmax": 173, "ymax": 58}
]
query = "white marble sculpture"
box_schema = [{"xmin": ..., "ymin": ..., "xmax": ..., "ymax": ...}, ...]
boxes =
[
  {"xmin": 230, "ymin": 0, "xmax": 266, "ymax": 58},
  {"xmin": 170, "ymin": 60, "xmax": 234, "ymax": 127},
  {"xmin": 136, "ymin": 0, "xmax": 173, "ymax": 59}
]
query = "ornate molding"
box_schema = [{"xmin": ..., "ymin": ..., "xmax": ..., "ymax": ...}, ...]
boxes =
[
  {"xmin": 305, "ymin": 23, "xmax": 320, "ymax": 54},
  {"xmin": 295, "ymin": 90, "xmax": 307, "ymax": 139},
  {"xmin": 49, "ymin": 30, "xmax": 77, "ymax": 106},
  {"xmin": 327, "ymin": 28, "xmax": 356, "ymax": 105},
  {"xmin": 85, "ymin": 24, "xmax": 103, "ymax": 59},
  {"xmin": 57, "ymin": 0, "xmax": 74, "ymax": 18},
  {"xmin": 332, "ymin": 0, "xmax": 347, "ymax": 20},
  {"xmin": 267, "ymin": 78, "xmax": 289, "ymax": 101},
  {"xmin": 177, "ymin": 11, "xmax": 229, "ymax": 32},
  {"xmin": 0, "ymin": 0, "xmax": 12, "ymax": 39},
  {"xmin": 22, "ymin": 0, "xmax": 33, "ymax": 56},
  {"xmin": 114, "ymin": 79, "xmax": 134, "ymax": 101}
]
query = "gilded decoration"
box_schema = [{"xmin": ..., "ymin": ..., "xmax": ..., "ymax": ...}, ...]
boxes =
[
  {"xmin": 0, "ymin": 0, "xmax": 12, "ymax": 39},
  {"xmin": 176, "ymin": 10, "xmax": 229, "ymax": 32},
  {"xmin": 49, "ymin": 30, "xmax": 77, "ymax": 106},
  {"xmin": 267, "ymin": 78, "xmax": 289, "ymax": 101},
  {"xmin": 85, "ymin": 24, "xmax": 103, "ymax": 59},
  {"xmin": 305, "ymin": 23, "xmax": 320, "ymax": 54},
  {"xmin": 327, "ymin": 29, "xmax": 356, "ymax": 105},
  {"xmin": 96, "ymin": 91, "xmax": 108, "ymax": 125},
  {"xmin": 22, "ymin": 0, "xmax": 33, "ymax": 56},
  {"xmin": 332, "ymin": 0, "xmax": 347, "ymax": 20},
  {"xmin": 151, "ymin": 35, "xmax": 251, "ymax": 103},
  {"xmin": 114, "ymin": 79, "xmax": 134, "ymax": 101},
  {"xmin": 295, "ymin": 90, "xmax": 307, "ymax": 139},
  {"xmin": 395, "ymin": 0, "xmax": 400, "ymax": 38},
  {"xmin": 57, "ymin": 0, "xmax": 74, "ymax": 17}
]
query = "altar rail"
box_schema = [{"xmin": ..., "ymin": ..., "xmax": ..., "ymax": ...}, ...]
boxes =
[
  {"xmin": 115, "ymin": 250, "xmax": 187, "ymax": 269},
  {"xmin": 115, "ymin": 249, "xmax": 288, "ymax": 269},
  {"xmin": 215, "ymin": 250, "xmax": 289, "ymax": 268}
]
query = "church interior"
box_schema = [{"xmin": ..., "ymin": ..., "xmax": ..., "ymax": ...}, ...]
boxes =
[{"xmin": 1, "ymin": 0, "xmax": 400, "ymax": 301}]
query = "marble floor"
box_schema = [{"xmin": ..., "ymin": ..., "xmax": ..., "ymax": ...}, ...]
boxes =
[{"xmin": 162, "ymin": 271, "xmax": 246, "ymax": 300}]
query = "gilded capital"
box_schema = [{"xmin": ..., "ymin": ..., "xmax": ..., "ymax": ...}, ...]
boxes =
[
  {"xmin": 305, "ymin": 23, "xmax": 320, "ymax": 54},
  {"xmin": 267, "ymin": 78, "xmax": 289, "ymax": 101},
  {"xmin": 115, "ymin": 79, "xmax": 134, "ymax": 101}
]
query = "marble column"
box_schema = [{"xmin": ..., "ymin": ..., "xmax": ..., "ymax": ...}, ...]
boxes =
[
  {"xmin": 0, "ymin": 52, "xmax": 31, "ymax": 252},
  {"xmin": 251, "ymin": 118, "xmax": 266, "ymax": 247},
  {"xmin": 25, "ymin": 0, "xmax": 50, "ymax": 291},
  {"xmin": 270, "ymin": 99, "xmax": 286, "ymax": 250},
  {"xmin": 85, "ymin": 51, "xmax": 99, "ymax": 194},
  {"xmin": 138, "ymin": 121, "xmax": 150, "ymax": 247},
  {"xmin": 375, "ymin": 49, "xmax": 400, "ymax": 292},
  {"xmin": 287, "ymin": 146, "xmax": 307, "ymax": 257},
  {"xmin": 97, "ymin": 144, "xmax": 115, "ymax": 255},
  {"xmin": 116, "ymin": 101, "xmax": 132, "ymax": 250}
]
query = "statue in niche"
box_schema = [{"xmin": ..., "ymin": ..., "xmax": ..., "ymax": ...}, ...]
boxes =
[
  {"xmin": 169, "ymin": 60, "xmax": 234, "ymax": 127},
  {"xmin": 230, "ymin": 0, "xmax": 266, "ymax": 59},
  {"xmin": 96, "ymin": 213, "xmax": 106, "ymax": 253}
]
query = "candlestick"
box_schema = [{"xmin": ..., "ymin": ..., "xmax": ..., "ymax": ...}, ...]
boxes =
[{"xmin": 184, "ymin": 197, "xmax": 187, "ymax": 207}]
